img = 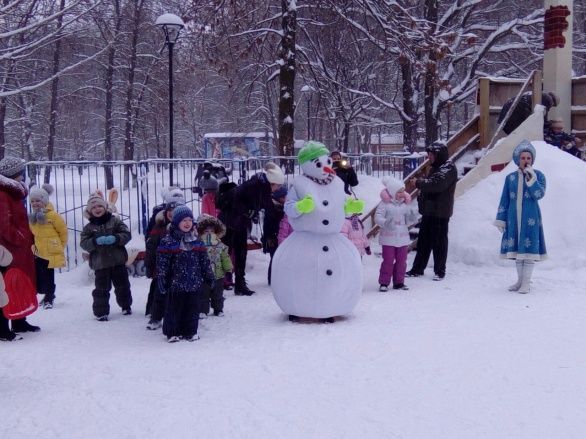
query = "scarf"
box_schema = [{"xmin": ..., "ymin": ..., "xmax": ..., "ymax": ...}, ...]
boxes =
[
  {"xmin": 305, "ymin": 174, "xmax": 335, "ymax": 185},
  {"xmin": 349, "ymin": 214, "xmax": 361, "ymax": 231},
  {"xmin": 29, "ymin": 209, "xmax": 47, "ymax": 225}
]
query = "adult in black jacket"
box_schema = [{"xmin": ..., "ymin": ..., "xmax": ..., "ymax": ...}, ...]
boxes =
[
  {"xmin": 331, "ymin": 151, "xmax": 358, "ymax": 195},
  {"xmin": 261, "ymin": 185, "xmax": 287, "ymax": 285},
  {"xmin": 407, "ymin": 142, "xmax": 458, "ymax": 280},
  {"xmin": 219, "ymin": 162, "xmax": 284, "ymax": 295},
  {"xmin": 498, "ymin": 91, "xmax": 558, "ymax": 135}
]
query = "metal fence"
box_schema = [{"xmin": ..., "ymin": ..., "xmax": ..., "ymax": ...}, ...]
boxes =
[{"xmin": 25, "ymin": 154, "xmax": 423, "ymax": 270}]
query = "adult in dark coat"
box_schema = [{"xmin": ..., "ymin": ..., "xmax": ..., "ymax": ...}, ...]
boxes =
[
  {"xmin": 407, "ymin": 142, "xmax": 458, "ymax": 280},
  {"xmin": 331, "ymin": 151, "xmax": 358, "ymax": 195},
  {"xmin": 219, "ymin": 162, "xmax": 284, "ymax": 295},
  {"xmin": 498, "ymin": 91, "xmax": 559, "ymax": 135},
  {"xmin": 261, "ymin": 185, "xmax": 287, "ymax": 285},
  {"xmin": 0, "ymin": 157, "xmax": 41, "ymax": 341}
]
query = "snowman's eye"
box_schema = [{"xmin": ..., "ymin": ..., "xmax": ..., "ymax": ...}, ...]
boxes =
[
  {"xmin": 327, "ymin": 158, "xmax": 332, "ymax": 165},
  {"xmin": 316, "ymin": 162, "xmax": 322, "ymax": 168}
]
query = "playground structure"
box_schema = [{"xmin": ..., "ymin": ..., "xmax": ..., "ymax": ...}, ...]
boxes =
[{"xmin": 362, "ymin": 69, "xmax": 586, "ymax": 238}]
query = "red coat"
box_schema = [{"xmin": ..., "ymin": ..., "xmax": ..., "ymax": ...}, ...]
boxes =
[{"xmin": 0, "ymin": 175, "xmax": 35, "ymax": 291}]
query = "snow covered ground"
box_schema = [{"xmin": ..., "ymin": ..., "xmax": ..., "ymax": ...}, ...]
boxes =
[{"xmin": 3, "ymin": 143, "xmax": 586, "ymax": 439}]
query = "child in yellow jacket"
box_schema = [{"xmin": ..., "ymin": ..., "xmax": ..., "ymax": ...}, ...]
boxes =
[{"xmin": 29, "ymin": 184, "xmax": 67, "ymax": 309}]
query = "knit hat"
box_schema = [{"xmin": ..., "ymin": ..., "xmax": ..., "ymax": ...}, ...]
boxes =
[
  {"xmin": 29, "ymin": 184, "xmax": 54, "ymax": 205},
  {"xmin": 84, "ymin": 191, "xmax": 108, "ymax": 218},
  {"xmin": 0, "ymin": 156, "xmax": 25, "ymax": 179},
  {"xmin": 512, "ymin": 140, "xmax": 536, "ymax": 166},
  {"xmin": 196, "ymin": 213, "xmax": 226, "ymax": 238},
  {"xmin": 162, "ymin": 186, "xmax": 185, "ymax": 206},
  {"xmin": 264, "ymin": 162, "xmax": 285, "ymax": 185},
  {"xmin": 298, "ymin": 141, "xmax": 330, "ymax": 165},
  {"xmin": 382, "ymin": 176, "xmax": 405, "ymax": 196},
  {"xmin": 172, "ymin": 205, "xmax": 194, "ymax": 227},
  {"xmin": 542, "ymin": 91, "xmax": 560, "ymax": 109}
]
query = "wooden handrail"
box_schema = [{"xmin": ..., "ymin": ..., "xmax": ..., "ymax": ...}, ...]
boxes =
[
  {"xmin": 481, "ymin": 69, "xmax": 542, "ymax": 150},
  {"xmin": 361, "ymin": 114, "xmax": 481, "ymax": 238}
]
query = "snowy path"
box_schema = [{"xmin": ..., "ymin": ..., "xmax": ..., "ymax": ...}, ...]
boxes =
[{"xmin": 2, "ymin": 249, "xmax": 586, "ymax": 439}]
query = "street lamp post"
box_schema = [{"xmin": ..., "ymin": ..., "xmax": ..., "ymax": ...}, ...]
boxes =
[
  {"xmin": 301, "ymin": 85, "xmax": 314, "ymax": 140},
  {"xmin": 156, "ymin": 13, "xmax": 184, "ymax": 186}
]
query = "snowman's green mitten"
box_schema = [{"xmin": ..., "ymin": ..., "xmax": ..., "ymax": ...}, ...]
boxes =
[
  {"xmin": 296, "ymin": 195, "xmax": 315, "ymax": 214},
  {"xmin": 344, "ymin": 198, "xmax": 365, "ymax": 216}
]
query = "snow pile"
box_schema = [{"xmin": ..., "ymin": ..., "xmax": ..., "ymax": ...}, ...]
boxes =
[{"xmin": 449, "ymin": 141, "xmax": 586, "ymax": 270}]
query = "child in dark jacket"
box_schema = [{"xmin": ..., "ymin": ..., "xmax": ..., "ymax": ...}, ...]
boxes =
[
  {"xmin": 196, "ymin": 214, "xmax": 233, "ymax": 317},
  {"xmin": 80, "ymin": 192, "xmax": 132, "ymax": 321},
  {"xmin": 144, "ymin": 199, "xmax": 184, "ymax": 330},
  {"xmin": 157, "ymin": 206, "xmax": 215, "ymax": 343}
]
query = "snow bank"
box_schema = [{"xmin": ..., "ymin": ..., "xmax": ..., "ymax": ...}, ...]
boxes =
[{"xmin": 450, "ymin": 141, "xmax": 586, "ymax": 270}]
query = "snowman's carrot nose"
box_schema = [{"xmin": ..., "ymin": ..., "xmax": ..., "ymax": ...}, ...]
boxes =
[{"xmin": 323, "ymin": 166, "xmax": 335, "ymax": 175}]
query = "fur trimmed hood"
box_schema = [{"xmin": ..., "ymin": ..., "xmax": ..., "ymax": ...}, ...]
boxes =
[{"xmin": 196, "ymin": 214, "xmax": 226, "ymax": 238}]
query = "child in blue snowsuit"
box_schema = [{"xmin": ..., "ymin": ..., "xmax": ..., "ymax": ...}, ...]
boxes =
[
  {"xmin": 157, "ymin": 206, "xmax": 215, "ymax": 342},
  {"xmin": 494, "ymin": 140, "xmax": 547, "ymax": 294}
]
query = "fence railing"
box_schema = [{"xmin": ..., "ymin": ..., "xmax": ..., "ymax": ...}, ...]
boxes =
[{"xmin": 25, "ymin": 154, "xmax": 424, "ymax": 270}]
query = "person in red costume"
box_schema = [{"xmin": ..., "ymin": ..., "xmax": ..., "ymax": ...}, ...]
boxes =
[{"xmin": 0, "ymin": 156, "xmax": 41, "ymax": 341}]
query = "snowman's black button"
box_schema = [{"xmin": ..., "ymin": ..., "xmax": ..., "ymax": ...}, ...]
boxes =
[
  {"xmin": 326, "ymin": 269, "xmax": 333, "ymax": 276},
  {"xmin": 322, "ymin": 246, "xmax": 329, "ymax": 252},
  {"xmin": 322, "ymin": 219, "xmax": 329, "ymax": 225},
  {"xmin": 323, "ymin": 200, "xmax": 329, "ymax": 206}
]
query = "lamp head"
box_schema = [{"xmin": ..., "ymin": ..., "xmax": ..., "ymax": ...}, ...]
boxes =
[{"xmin": 156, "ymin": 13, "xmax": 185, "ymax": 43}]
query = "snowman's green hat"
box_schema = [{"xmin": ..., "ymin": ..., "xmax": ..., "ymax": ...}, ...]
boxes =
[{"xmin": 298, "ymin": 141, "xmax": 330, "ymax": 165}]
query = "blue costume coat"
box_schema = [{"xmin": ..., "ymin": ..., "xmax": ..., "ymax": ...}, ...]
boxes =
[{"xmin": 495, "ymin": 169, "xmax": 547, "ymax": 260}]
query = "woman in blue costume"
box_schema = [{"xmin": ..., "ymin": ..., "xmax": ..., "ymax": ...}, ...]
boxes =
[{"xmin": 494, "ymin": 140, "xmax": 547, "ymax": 294}]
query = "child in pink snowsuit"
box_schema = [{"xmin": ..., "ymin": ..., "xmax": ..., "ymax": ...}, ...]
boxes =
[
  {"xmin": 374, "ymin": 177, "xmax": 418, "ymax": 291},
  {"xmin": 277, "ymin": 214, "xmax": 293, "ymax": 245},
  {"xmin": 341, "ymin": 211, "xmax": 370, "ymax": 257}
]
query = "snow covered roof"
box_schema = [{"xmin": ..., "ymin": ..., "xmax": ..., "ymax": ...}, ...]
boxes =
[
  {"xmin": 204, "ymin": 132, "xmax": 274, "ymax": 139},
  {"xmin": 370, "ymin": 133, "xmax": 403, "ymax": 144}
]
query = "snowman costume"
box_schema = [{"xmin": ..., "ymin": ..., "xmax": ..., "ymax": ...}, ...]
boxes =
[{"xmin": 271, "ymin": 142, "xmax": 363, "ymax": 319}]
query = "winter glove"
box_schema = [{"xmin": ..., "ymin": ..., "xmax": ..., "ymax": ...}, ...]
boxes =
[
  {"xmin": 344, "ymin": 198, "xmax": 365, "ymax": 216},
  {"xmin": 524, "ymin": 166, "xmax": 537, "ymax": 185},
  {"xmin": 365, "ymin": 246, "xmax": 372, "ymax": 256},
  {"xmin": 96, "ymin": 235, "xmax": 116, "ymax": 245},
  {"xmin": 296, "ymin": 195, "xmax": 315, "ymax": 214}
]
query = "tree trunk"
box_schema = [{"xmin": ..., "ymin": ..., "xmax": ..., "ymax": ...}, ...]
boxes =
[
  {"xmin": 423, "ymin": 0, "xmax": 439, "ymax": 147},
  {"xmin": 103, "ymin": 0, "xmax": 121, "ymax": 189},
  {"xmin": 401, "ymin": 60, "xmax": 418, "ymax": 152},
  {"xmin": 123, "ymin": 0, "xmax": 143, "ymax": 189},
  {"xmin": 278, "ymin": 0, "xmax": 297, "ymax": 169},
  {"xmin": 342, "ymin": 121, "xmax": 350, "ymax": 153},
  {"xmin": 0, "ymin": 96, "xmax": 5, "ymax": 159},
  {"xmin": 44, "ymin": 0, "xmax": 66, "ymax": 184}
]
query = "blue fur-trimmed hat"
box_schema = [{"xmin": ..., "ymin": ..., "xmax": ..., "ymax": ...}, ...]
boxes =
[
  {"xmin": 512, "ymin": 140, "xmax": 536, "ymax": 166},
  {"xmin": 171, "ymin": 205, "xmax": 193, "ymax": 227}
]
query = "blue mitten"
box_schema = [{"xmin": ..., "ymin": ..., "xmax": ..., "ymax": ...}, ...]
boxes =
[
  {"xmin": 103, "ymin": 235, "xmax": 116, "ymax": 245},
  {"xmin": 96, "ymin": 235, "xmax": 116, "ymax": 245}
]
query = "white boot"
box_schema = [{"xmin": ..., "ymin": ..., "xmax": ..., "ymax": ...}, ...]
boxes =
[
  {"xmin": 518, "ymin": 260, "xmax": 534, "ymax": 294},
  {"xmin": 508, "ymin": 261, "xmax": 524, "ymax": 291}
]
